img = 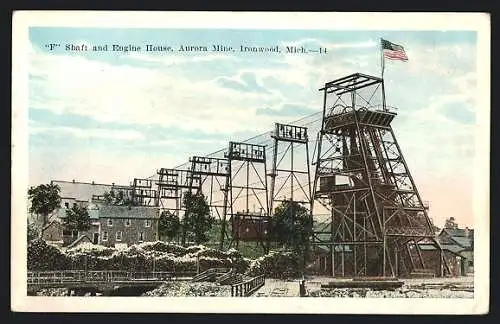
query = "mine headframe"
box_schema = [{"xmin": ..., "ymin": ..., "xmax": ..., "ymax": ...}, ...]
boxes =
[
  {"xmin": 91, "ymin": 184, "xmax": 134, "ymax": 204},
  {"xmin": 156, "ymin": 168, "xmax": 202, "ymax": 214},
  {"xmin": 311, "ymin": 73, "xmax": 441, "ymax": 278},
  {"xmin": 130, "ymin": 178, "xmax": 158, "ymax": 206}
]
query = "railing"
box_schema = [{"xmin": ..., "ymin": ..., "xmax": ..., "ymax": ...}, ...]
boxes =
[
  {"xmin": 231, "ymin": 275, "xmax": 265, "ymax": 297},
  {"xmin": 28, "ymin": 271, "xmax": 86, "ymax": 284},
  {"xmin": 27, "ymin": 270, "xmax": 178, "ymax": 284},
  {"xmin": 216, "ymin": 268, "xmax": 236, "ymax": 284},
  {"xmin": 191, "ymin": 268, "xmax": 230, "ymax": 282},
  {"xmin": 223, "ymin": 274, "xmax": 244, "ymax": 286}
]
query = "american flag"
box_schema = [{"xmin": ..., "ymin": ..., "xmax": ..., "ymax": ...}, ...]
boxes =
[{"xmin": 381, "ymin": 38, "xmax": 408, "ymax": 61}]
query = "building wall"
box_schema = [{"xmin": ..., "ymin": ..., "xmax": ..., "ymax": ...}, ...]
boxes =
[
  {"xmin": 98, "ymin": 217, "xmax": 159, "ymax": 247},
  {"xmin": 420, "ymin": 249, "xmax": 464, "ymax": 277},
  {"xmin": 460, "ymin": 250, "xmax": 474, "ymax": 272},
  {"xmin": 42, "ymin": 222, "xmax": 64, "ymax": 242}
]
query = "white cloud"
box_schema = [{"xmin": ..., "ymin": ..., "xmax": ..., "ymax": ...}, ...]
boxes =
[
  {"xmin": 143, "ymin": 138, "xmax": 228, "ymax": 147},
  {"xmin": 29, "ymin": 47, "xmax": 283, "ymax": 135},
  {"xmin": 30, "ymin": 125, "xmax": 146, "ymax": 141},
  {"xmin": 29, "ymin": 148, "xmax": 177, "ymax": 188}
]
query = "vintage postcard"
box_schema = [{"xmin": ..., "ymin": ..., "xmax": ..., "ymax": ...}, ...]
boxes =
[{"xmin": 11, "ymin": 11, "xmax": 490, "ymax": 314}]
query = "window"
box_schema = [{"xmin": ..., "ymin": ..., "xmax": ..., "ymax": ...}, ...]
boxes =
[
  {"xmin": 145, "ymin": 219, "xmax": 151, "ymax": 227},
  {"xmin": 102, "ymin": 231, "xmax": 108, "ymax": 241},
  {"xmin": 125, "ymin": 219, "xmax": 131, "ymax": 227},
  {"xmin": 116, "ymin": 231, "xmax": 122, "ymax": 241},
  {"xmin": 63, "ymin": 230, "xmax": 71, "ymax": 236},
  {"xmin": 107, "ymin": 219, "xmax": 113, "ymax": 227},
  {"xmin": 138, "ymin": 232, "xmax": 144, "ymax": 242},
  {"xmin": 64, "ymin": 202, "xmax": 69, "ymax": 208},
  {"xmin": 72, "ymin": 230, "xmax": 78, "ymax": 238}
]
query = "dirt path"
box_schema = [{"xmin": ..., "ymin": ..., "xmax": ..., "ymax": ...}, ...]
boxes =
[{"xmin": 254, "ymin": 279, "xmax": 301, "ymax": 297}]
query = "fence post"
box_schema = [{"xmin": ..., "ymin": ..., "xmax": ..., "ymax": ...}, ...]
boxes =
[{"xmin": 299, "ymin": 280, "xmax": 305, "ymax": 297}]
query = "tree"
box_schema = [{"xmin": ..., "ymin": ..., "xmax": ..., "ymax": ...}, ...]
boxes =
[
  {"xmin": 444, "ymin": 217, "xmax": 458, "ymax": 229},
  {"xmin": 271, "ymin": 200, "xmax": 313, "ymax": 273},
  {"xmin": 272, "ymin": 200, "xmax": 312, "ymax": 249},
  {"xmin": 62, "ymin": 204, "xmax": 91, "ymax": 234},
  {"xmin": 103, "ymin": 189, "xmax": 138, "ymax": 207},
  {"xmin": 158, "ymin": 210, "xmax": 181, "ymax": 242},
  {"xmin": 27, "ymin": 221, "xmax": 39, "ymax": 242},
  {"xmin": 28, "ymin": 183, "xmax": 62, "ymax": 238},
  {"xmin": 182, "ymin": 191, "xmax": 214, "ymax": 245}
]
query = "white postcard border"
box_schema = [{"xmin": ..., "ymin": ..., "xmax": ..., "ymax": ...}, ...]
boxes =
[{"xmin": 11, "ymin": 11, "xmax": 490, "ymax": 314}]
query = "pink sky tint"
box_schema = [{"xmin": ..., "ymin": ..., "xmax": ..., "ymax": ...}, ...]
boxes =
[{"xmin": 417, "ymin": 174, "xmax": 474, "ymax": 229}]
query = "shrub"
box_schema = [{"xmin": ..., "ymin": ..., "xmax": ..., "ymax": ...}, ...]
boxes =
[
  {"xmin": 27, "ymin": 239, "xmax": 70, "ymax": 271},
  {"xmin": 27, "ymin": 240, "xmax": 251, "ymax": 274},
  {"xmin": 137, "ymin": 241, "xmax": 188, "ymax": 256},
  {"xmin": 65, "ymin": 243, "xmax": 116, "ymax": 257},
  {"xmin": 245, "ymin": 250, "xmax": 301, "ymax": 279}
]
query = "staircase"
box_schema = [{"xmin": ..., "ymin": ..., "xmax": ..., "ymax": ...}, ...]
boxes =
[
  {"xmin": 403, "ymin": 242, "xmax": 436, "ymax": 278},
  {"xmin": 191, "ymin": 268, "xmax": 231, "ymax": 282},
  {"xmin": 191, "ymin": 268, "xmax": 266, "ymax": 296},
  {"xmin": 216, "ymin": 269, "xmax": 245, "ymax": 285}
]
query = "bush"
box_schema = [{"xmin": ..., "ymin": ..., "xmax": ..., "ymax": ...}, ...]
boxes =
[
  {"xmin": 27, "ymin": 239, "xmax": 70, "ymax": 271},
  {"xmin": 185, "ymin": 245, "xmax": 204, "ymax": 255},
  {"xmin": 137, "ymin": 241, "xmax": 188, "ymax": 256},
  {"xmin": 27, "ymin": 240, "xmax": 251, "ymax": 274},
  {"xmin": 245, "ymin": 250, "xmax": 301, "ymax": 279},
  {"xmin": 65, "ymin": 243, "xmax": 116, "ymax": 257}
]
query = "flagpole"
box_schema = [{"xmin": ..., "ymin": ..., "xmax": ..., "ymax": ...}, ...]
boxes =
[
  {"xmin": 380, "ymin": 38, "xmax": 387, "ymax": 112},
  {"xmin": 380, "ymin": 38, "xmax": 385, "ymax": 80}
]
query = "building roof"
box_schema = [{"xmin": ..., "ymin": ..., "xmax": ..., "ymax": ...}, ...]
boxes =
[
  {"xmin": 450, "ymin": 236, "xmax": 473, "ymax": 249},
  {"xmin": 97, "ymin": 205, "xmax": 160, "ymax": 219},
  {"xmin": 418, "ymin": 243, "xmax": 466, "ymax": 257},
  {"xmin": 441, "ymin": 227, "xmax": 474, "ymax": 238},
  {"xmin": 439, "ymin": 227, "xmax": 474, "ymax": 249},
  {"xmin": 66, "ymin": 235, "xmax": 93, "ymax": 249},
  {"xmin": 42, "ymin": 219, "xmax": 63, "ymax": 231},
  {"xmin": 441, "ymin": 244, "xmax": 467, "ymax": 255},
  {"xmin": 51, "ymin": 180, "xmax": 130, "ymax": 203}
]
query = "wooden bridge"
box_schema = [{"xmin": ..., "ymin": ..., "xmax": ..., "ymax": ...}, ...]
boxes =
[
  {"xmin": 27, "ymin": 270, "xmax": 195, "ymax": 295},
  {"xmin": 191, "ymin": 268, "xmax": 266, "ymax": 296},
  {"xmin": 28, "ymin": 269, "xmax": 266, "ymax": 296}
]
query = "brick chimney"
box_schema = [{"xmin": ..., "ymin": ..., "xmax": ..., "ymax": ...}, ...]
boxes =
[{"xmin": 465, "ymin": 226, "xmax": 470, "ymax": 238}]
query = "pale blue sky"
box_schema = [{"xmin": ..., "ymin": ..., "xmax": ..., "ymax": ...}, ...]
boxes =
[{"xmin": 28, "ymin": 28, "xmax": 477, "ymax": 226}]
